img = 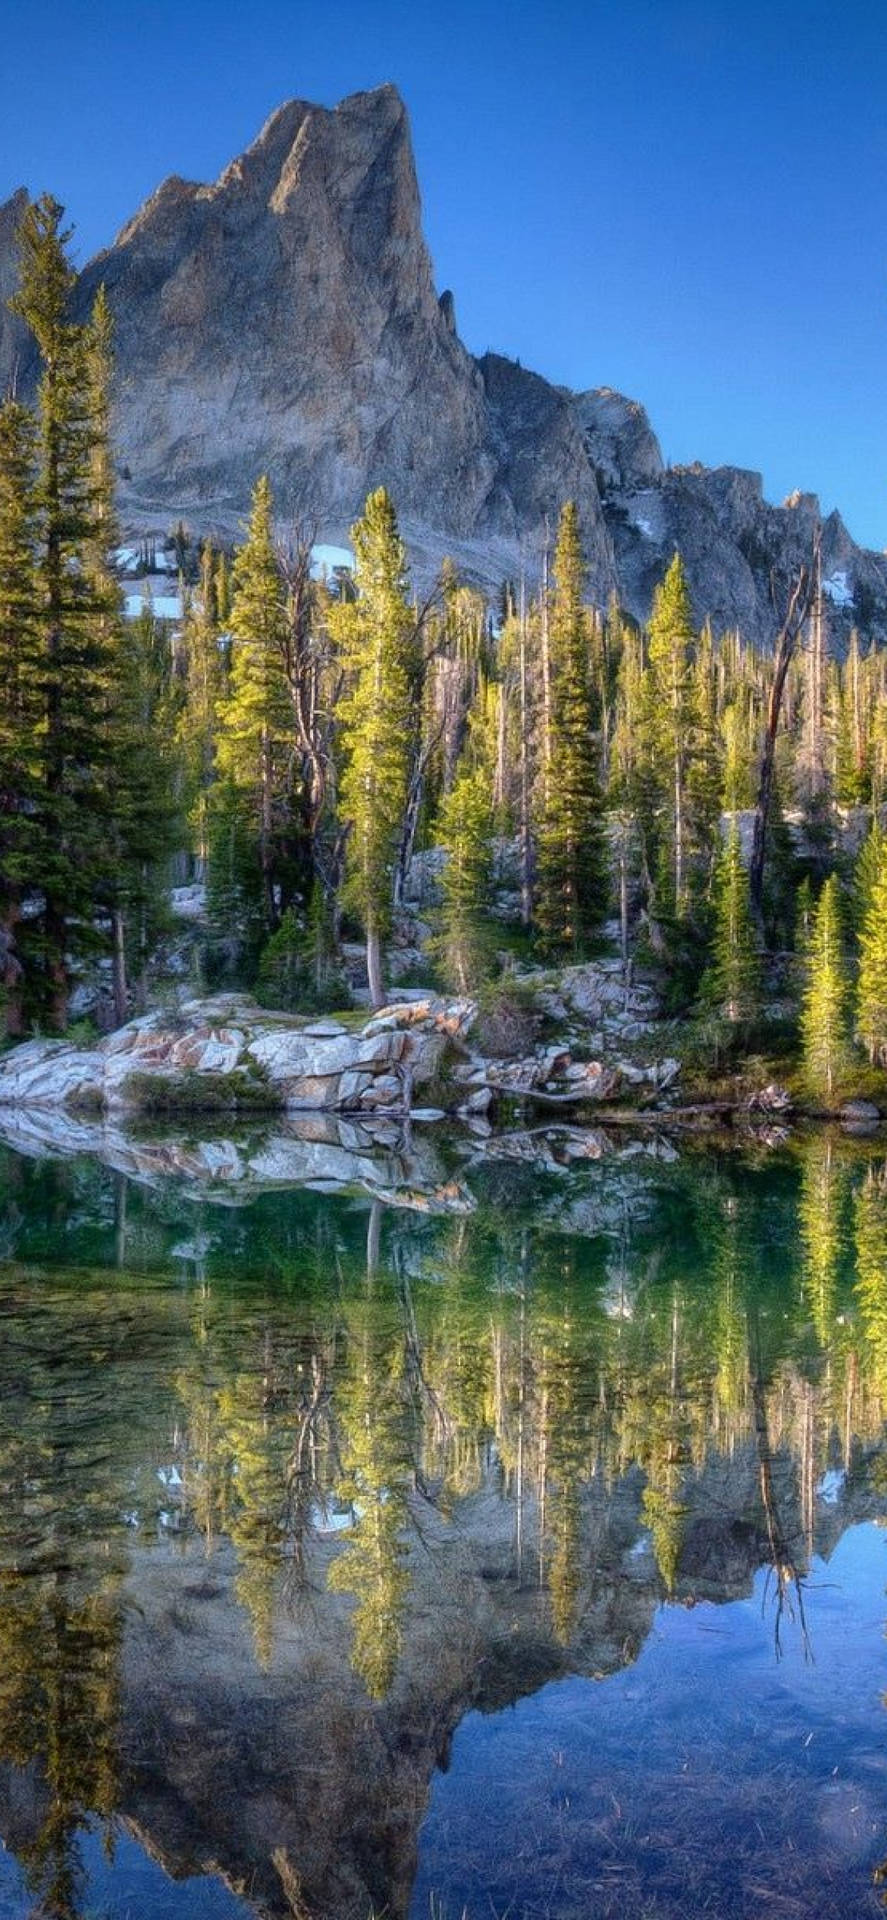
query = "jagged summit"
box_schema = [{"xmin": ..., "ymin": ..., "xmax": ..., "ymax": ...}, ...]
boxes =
[{"xmin": 2, "ymin": 86, "xmax": 886, "ymax": 645}]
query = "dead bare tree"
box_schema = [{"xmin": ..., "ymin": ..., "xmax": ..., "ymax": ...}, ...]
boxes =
[
  {"xmin": 276, "ymin": 520, "xmax": 350, "ymax": 913},
  {"xmin": 749, "ymin": 534, "xmax": 820, "ymax": 927}
]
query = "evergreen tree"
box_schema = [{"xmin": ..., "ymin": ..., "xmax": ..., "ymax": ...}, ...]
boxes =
[
  {"xmin": 856, "ymin": 838, "xmax": 887, "ymax": 1065},
  {"xmin": 216, "ymin": 476, "xmax": 296, "ymax": 936},
  {"xmin": 799, "ymin": 875, "xmax": 851, "ymax": 1102},
  {"xmin": 535, "ymin": 502, "xmax": 608, "ymax": 952},
  {"xmin": 646, "ymin": 552, "xmax": 695, "ymax": 917},
  {"xmin": 703, "ymin": 823, "xmax": 761, "ymax": 1024},
  {"xmin": 334, "ymin": 489, "xmax": 418, "ymax": 1007},
  {"xmin": 177, "ymin": 542, "xmax": 224, "ymax": 870},
  {"xmin": 0, "ymin": 400, "xmax": 42, "ymax": 1033},
  {"xmin": 86, "ymin": 288, "xmax": 179, "ymax": 1020},
  {"xmin": 257, "ymin": 887, "xmax": 348, "ymax": 1015},
  {"xmin": 435, "ymin": 762, "xmax": 494, "ymax": 993},
  {"xmin": 853, "ymin": 819, "xmax": 885, "ymax": 937},
  {"xmin": 11, "ymin": 198, "xmax": 126, "ymax": 1026}
]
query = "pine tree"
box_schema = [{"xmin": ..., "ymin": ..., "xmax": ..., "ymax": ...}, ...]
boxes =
[
  {"xmin": 178, "ymin": 542, "xmax": 224, "ymax": 870},
  {"xmin": 0, "ymin": 400, "xmax": 42, "ymax": 1033},
  {"xmin": 11, "ymin": 198, "xmax": 125, "ymax": 1026},
  {"xmin": 216, "ymin": 476, "xmax": 296, "ymax": 936},
  {"xmin": 334, "ymin": 489, "xmax": 418, "ymax": 1007},
  {"xmin": 646, "ymin": 552, "xmax": 695, "ymax": 917},
  {"xmin": 257, "ymin": 887, "xmax": 348, "ymax": 1015},
  {"xmin": 799, "ymin": 876, "xmax": 851, "ymax": 1102},
  {"xmin": 85, "ymin": 287, "xmax": 179, "ymax": 1020},
  {"xmin": 703, "ymin": 823, "xmax": 760, "ymax": 1024},
  {"xmin": 856, "ymin": 840, "xmax": 887, "ymax": 1066},
  {"xmin": 535, "ymin": 503, "xmax": 608, "ymax": 952},
  {"xmin": 436, "ymin": 762, "xmax": 494, "ymax": 993},
  {"xmin": 853, "ymin": 819, "xmax": 884, "ymax": 938}
]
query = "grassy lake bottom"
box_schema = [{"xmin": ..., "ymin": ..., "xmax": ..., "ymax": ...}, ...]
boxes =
[{"xmin": 1, "ymin": 1124, "xmax": 887, "ymax": 1918}]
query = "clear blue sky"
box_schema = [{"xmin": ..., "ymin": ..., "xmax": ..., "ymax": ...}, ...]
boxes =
[{"xmin": 1, "ymin": 0, "xmax": 884, "ymax": 549}]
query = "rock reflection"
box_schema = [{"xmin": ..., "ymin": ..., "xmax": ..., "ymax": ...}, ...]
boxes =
[{"xmin": 0, "ymin": 1132, "xmax": 887, "ymax": 1915}]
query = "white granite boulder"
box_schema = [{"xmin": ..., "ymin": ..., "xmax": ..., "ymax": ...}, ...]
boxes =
[{"xmin": 0, "ymin": 995, "xmax": 477, "ymax": 1119}]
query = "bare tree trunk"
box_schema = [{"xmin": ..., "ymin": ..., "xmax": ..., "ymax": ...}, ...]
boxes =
[
  {"xmin": 749, "ymin": 555, "xmax": 816, "ymax": 927},
  {"xmin": 366, "ymin": 917, "xmax": 384, "ymax": 1010},
  {"xmin": 1, "ymin": 901, "xmax": 25, "ymax": 1038},
  {"xmin": 494, "ymin": 680, "xmax": 507, "ymax": 816},
  {"xmin": 111, "ymin": 907, "xmax": 128, "ymax": 1027},
  {"xmin": 260, "ymin": 722, "xmax": 276, "ymax": 929},
  {"xmin": 619, "ymin": 821, "xmax": 630, "ymax": 991},
  {"xmin": 673, "ymin": 736, "xmax": 684, "ymax": 913}
]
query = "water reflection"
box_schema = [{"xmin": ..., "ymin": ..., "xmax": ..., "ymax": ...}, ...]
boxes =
[{"xmin": 0, "ymin": 1131, "xmax": 886, "ymax": 1915}]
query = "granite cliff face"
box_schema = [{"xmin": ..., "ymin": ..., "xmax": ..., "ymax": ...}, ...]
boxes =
[{"xmin": 2, "ymin": 83, "xmax": 886, "ymax": 644}]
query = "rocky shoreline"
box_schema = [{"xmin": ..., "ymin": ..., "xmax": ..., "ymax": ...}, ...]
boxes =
[{"xmin": 0, "ymin": 982, "xmax": 883, "ymax": 1142}]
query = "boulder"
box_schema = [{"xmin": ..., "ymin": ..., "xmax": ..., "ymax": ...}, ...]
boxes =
[{"xmin": 0, "ymin": 995, "xmax": 477, "ymax": 1120}]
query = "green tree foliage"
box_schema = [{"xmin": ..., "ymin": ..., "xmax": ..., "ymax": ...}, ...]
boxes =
[
  {"xmin": 334, "ymin": 489, "xmax": 418, "ymax": 1006},
  {"xmin": 257, "ymin": 888, "xmax": 349, "ymax": 1015},
  {"xmin": 799, "ymin": 875, "xmax": 851, "ymax": 1101},
  {"xmin": 0, "ymin": 399, "xmax": 42, "ymax": 1032},
  {"xmin": 177, "ymin": 541, "xmax": 224, "ymax": 868},
  {"xmin": 216, "ymin": 475, "xmax": 297, "ymax": 935},
  {"xmin": 535, "ymin": 502, "xmax": 608, "ymax": 952},
  {"xmin": 11, "ymin": 197, "xmax": 121, "ymax": 1024},
  {"xmin": 646, "ymin": 552, "xmax": 696, "ymax": 918},
  {"xmin": 435, "ymin": 761, "xmax": 495, "ymax": 993},
  {"xmin": 6, "ymin": 197, "xmax": 173, "ymax": 1029},
  {"xmin": 856, "ymin": 834, "xmax": 887, "ymax": 1065},
  {"xmin": 703, "ymin": 823, "xmax": 761, "ymax": 1025}
]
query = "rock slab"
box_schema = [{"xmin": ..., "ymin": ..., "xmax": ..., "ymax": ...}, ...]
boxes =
[{"xmin": 0, "ymin": 994, "xmax": 475, "ymax": 1118}]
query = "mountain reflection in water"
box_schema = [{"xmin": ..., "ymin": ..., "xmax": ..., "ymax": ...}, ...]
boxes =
[{"xmin": 1, "ymin": 1128, "xmax": 887, "ymax": 1917}]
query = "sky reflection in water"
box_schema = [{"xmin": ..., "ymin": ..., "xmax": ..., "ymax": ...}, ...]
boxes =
[{"xmin": 0, "ymin": 1128, "xmax": 886, "ymax": 1917}]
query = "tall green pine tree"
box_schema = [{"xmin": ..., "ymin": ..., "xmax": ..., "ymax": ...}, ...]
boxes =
[
  {"xmin": 800, "ymin": 875, "xmax": 851, "ymax": 1102},
  {"xmin": 535, "ymin": 502, "xmax": 608, "ymax": 952}
]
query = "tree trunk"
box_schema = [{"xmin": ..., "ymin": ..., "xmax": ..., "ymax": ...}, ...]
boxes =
[
  {"xmin": 619, "ymin": 824, "xmax": 630, "ymax": 994},
  {"xmin": 45, "ymin": 897, "xmax": 68, "ymax": 1032},
  {"xmin": 673, "ymin": 738, "xmax": 684, "ymax": 912},
  {"xmin": 1, "ymin": 901, "xmax": 25, "ymax": 1038},
  {"xmin": 540, "ymin": 542, "xmax": 552, "ymax": 804},
  {"xmin": 111, "ymin": 907, "xmax": 128, "ymax": 1027},
  {"xmin": 749, "ymin": 559, "xmax": 815, "ymax": 926},
  {"xmin": 260, "ymin": 723, "xmax": 276, "ymax": 929},
  {"xmin": 366, "ymin": 917, "xmax": 384, "ymax": 1009},
  {"xmin": 519, "ymin": 585, "xmax": 532, "ymax": 928}
]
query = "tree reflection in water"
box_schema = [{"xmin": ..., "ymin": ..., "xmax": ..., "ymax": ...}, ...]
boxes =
[{"xmin": 1, "ymin": 1132, "xmax": 887, "ymax": 1914}]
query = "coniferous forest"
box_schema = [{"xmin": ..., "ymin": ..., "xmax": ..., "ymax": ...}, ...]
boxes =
[
  {"xmin": 3, "ymin": 196, "xmax": 887, "ymax": 1109},
  {"xmin": 6, "ymin": 36, "xmax": 887, "ymax": 1920}
]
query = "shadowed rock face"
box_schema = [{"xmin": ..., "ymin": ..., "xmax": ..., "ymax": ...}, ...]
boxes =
[
  {"xmin": 2, "ymin": 84, "xmax": 887, "ymax": 643},
  {"xmin": 0, "ymin": 185, "xmax": 29, "ymax": 392}
]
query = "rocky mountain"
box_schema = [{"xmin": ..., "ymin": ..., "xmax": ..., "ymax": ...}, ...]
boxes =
[{"xmin": 2, "ymin": 83, "xmax": 886, "ymax": 646}]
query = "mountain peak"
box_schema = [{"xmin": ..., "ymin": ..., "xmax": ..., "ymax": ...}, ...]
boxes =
[{"xmin": 2, "ymin": 94, "xmax": 885, "ymax": 645}]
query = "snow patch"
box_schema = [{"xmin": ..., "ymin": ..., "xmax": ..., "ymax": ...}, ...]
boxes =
[
  {"xmin": 817, "ymin": 1467, "xmax": 846, "ymax": 1505},
  {"xmin": 822, "ymin": 571, "xmax": 854, "ymax": 609},
  {"xmin": 125, "ymin": 592, "xmax": 182, "ymax": 621}
]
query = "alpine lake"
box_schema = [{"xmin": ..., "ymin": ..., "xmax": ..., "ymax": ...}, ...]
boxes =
[{"xmin": 2, "ymin": 1111, "xmax": 887, "ymax": 1919}]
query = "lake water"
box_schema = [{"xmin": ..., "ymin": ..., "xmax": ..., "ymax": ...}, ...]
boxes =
[{"xmin": 1, "ymin": 1118, "xmax": 887, "ymax": 1918}]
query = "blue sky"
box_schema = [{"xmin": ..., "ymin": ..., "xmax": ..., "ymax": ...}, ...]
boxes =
[{"xmin": 1, "ymin": 0, "xmax": 885, "ymax": 549}]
